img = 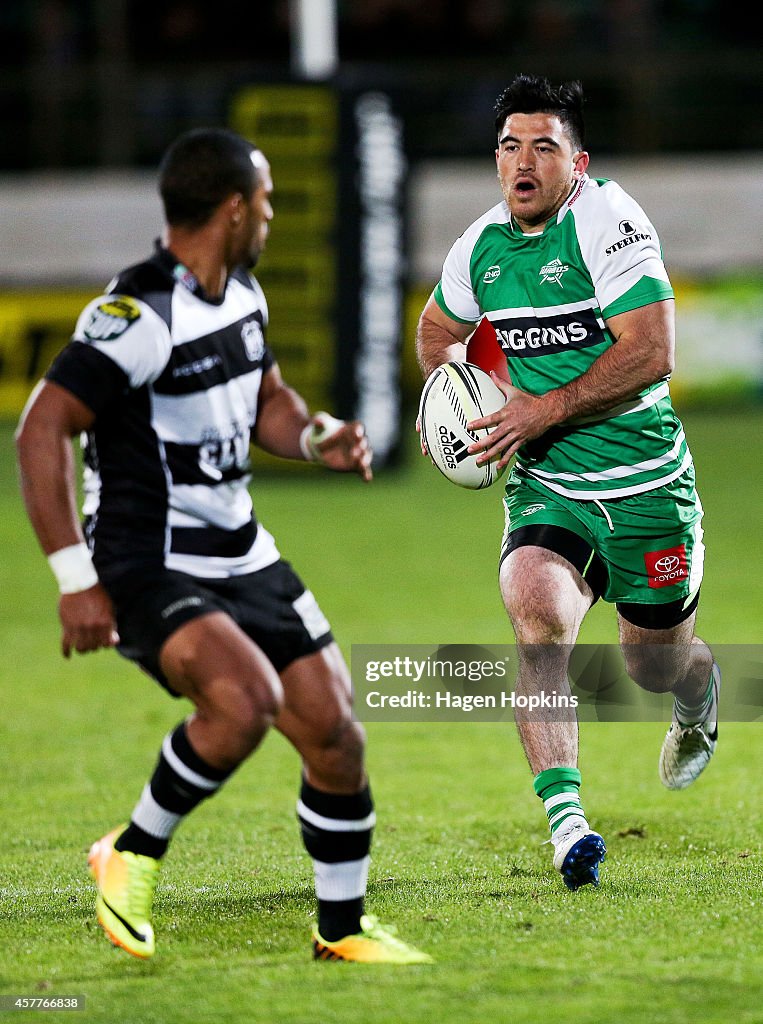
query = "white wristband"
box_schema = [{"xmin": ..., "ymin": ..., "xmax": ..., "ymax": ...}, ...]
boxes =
[
  {"xmin": 48, "ymin": 542, "xmax": 99, "ymax": 595},
  {"xmin": 299, "ymin": 412, "xmax": 344, "ymax": 463}
]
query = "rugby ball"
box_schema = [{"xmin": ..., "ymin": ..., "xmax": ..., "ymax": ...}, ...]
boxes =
[{"xmin": 419, "ymin": 361, "xmax": 507, "ymax": 489}]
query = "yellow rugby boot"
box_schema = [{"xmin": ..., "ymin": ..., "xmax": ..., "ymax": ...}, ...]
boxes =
[
  {"xmin": 87, "ymin": 826, "xmax": 160, "ymax": 959},
  {"xmin": 313, "ymin": 914, "xmax": 433, "ymax": 964}
]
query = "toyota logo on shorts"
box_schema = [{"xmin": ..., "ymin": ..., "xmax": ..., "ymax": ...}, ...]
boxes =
[{"xmin": 655, "ymin": 555, "xmax": 680, "ymax": 573}]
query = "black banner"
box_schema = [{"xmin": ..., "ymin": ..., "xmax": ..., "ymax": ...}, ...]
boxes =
[{"xmin": 336, "ymin": 84, "xmax": 407, "ymax": 466}]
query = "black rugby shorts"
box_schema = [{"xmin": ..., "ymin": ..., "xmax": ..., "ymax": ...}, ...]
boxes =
[{"xmin": 107, "ymin": 560, "xmax": 334, "ymax": 695}]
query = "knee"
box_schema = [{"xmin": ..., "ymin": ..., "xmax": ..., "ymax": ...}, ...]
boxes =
[
  {"xmin": 622, "ymin": 648, "xmax": 679, "ymax": 693},
  {"xmin": 507, "ymin": 595, "xmax": 576, "ymax": 646},
  {"xmin": 307, "ymin": 716, "xmax": 366, "ymax": 781},
  {"xmin": 203, "ymin": 674, "xmax": 284, "ymax": 741},
  {"xmin": 240, "ymin": 674, "xmax": 285, "ymax": 734},
  {"xmin": 320, "ymin": 716, "xmax": 366, "ymax": 760}
]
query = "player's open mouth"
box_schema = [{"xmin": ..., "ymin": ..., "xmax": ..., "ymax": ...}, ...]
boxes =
[{"xmin": 514, "ymin": 179, "xmax": 537, "ymax": 193}]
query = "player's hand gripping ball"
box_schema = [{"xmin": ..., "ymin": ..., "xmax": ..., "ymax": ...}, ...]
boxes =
[{"xmin": 419, "ymin": 361, "xmax": 508, "ymax": 489}]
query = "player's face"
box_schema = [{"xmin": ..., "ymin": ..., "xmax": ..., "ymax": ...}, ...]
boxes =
[
  {"xmin": 495, "ymin": 112, "xmax": 589, "ymax": 232},
  {"xmin": 242, "ymin": 159, "xmax": 274, "ymax": 268}
]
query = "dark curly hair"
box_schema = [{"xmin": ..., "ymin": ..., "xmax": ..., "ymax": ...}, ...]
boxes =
[{"xmin": 494, "ymin": 75, "xmax": 585, "ymax": 151}]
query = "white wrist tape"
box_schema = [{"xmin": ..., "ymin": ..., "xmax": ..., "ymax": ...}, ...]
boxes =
[
  {"xmin": 48, "ymin": 542, "xmax": 99, "ymax": 595},
  {"xmin": 299, "ymin": 412, "xmax": 345, "ymax": 463}
]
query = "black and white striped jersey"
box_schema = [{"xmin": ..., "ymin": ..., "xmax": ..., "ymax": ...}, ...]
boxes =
[{"xmin": 46, "ymin": 243, "xmax": 282, "ymax": 583}]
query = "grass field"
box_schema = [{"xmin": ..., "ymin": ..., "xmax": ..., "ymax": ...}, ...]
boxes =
[{"xmin": 1, "ymin": 409, "xmax": 762, "ymax": 1024}]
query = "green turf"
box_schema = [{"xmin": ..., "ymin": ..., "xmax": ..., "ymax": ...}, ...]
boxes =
[{"xmin": 1, "ymin": 410, "xmax": 762, "ymax": 1023}]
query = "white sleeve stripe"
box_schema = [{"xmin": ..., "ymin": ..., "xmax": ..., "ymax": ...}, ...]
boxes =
[{"xmin": 572, "ymin": 180, "xmax": 671, "ymax": 316}]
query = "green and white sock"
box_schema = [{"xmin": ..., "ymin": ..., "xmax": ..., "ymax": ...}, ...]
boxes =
[
  {"xmin": 675, "ymin": 668, "xmax": 715, "ymax": 727},
  {"xmin": 534, "ymin": 766, "xmax": 588, "ymax": 844}
]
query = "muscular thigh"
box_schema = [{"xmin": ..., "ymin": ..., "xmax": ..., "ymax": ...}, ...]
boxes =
[
  {"xmin": 275, "ymin": 642, "xmax": 355, "ymax": 744},
  {"xmin": 500, "ymin": 546, "xmax": 594, "ymax": 645},
  {"xmin": 159, "ymin": 610, "xmax": 282, "ymax": 714}
]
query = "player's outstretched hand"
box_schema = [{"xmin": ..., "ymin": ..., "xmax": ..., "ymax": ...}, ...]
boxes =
[
  {"xmin": 313, "ymin": 417, "xmax": 373, "ymax": 482},
  {"xmin": 59, "ymin": 583, "xmax": 120, "ymax": 658}
]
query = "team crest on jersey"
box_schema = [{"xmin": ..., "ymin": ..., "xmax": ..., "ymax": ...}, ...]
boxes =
[
  {"xmin": 241, "ymin": 319, "xmax": 265, "ymax": 362},
  {"xmin": 539, "ymin": 258, "xmax": 569, "ymax": 287},
  {"xmin": 83, "ymin": 296, "xmax": 141, "ymax": 341}
]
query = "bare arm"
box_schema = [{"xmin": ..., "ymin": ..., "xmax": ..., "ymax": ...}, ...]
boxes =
[
  {"xmin": 16, "ymin": 381, "xmax": 88, "ymax": 555},
  {"xmin": 469, "ymin": 299, "xmax": 675, "ymax": 469},
  {"xmin": 15, "ymin": 380, "xmax": 119, "ymax": 657},
  {"xmin": 254, "ymin": 364, "xmax": 372, "ymax": 481},
  {"xmin": 544, "ymin": 299, "xmax": 674, "ymax": 422},
  {"xmin": 415, "ymin": 295, "xmax": 475, "ymax": 378}
]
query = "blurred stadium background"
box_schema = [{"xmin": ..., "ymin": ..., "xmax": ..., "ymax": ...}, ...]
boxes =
[{"xmin": 0, "ymin": 0, "xmax": 761, "ymax": 460}]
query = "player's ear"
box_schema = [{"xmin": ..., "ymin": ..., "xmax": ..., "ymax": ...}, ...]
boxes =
[
  {"xmin": 228, "ymin": 192, "xmax": 245, "ymax": 227},
  {"xmin": 572, "ymin": 151, "xmax": 590, "ymax": 179}
]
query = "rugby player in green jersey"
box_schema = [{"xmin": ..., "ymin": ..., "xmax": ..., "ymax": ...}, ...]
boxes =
[{"xmin": 416, "ymin": 75, "xmax": 719, "ymax": 890}]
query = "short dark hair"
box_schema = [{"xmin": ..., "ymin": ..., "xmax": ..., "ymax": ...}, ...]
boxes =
[
  {"xmin": 159, "ymin": 128, "xmax": 260, "ymax": 228},
  {"xmin": 494, "ymin": 75, "xmax": 585, "ymax": 151}
]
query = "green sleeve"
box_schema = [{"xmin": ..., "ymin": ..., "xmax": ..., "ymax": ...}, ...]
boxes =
[{"xmin": 601, "ymin": 276, "xmax": 674, "ymax": 319}]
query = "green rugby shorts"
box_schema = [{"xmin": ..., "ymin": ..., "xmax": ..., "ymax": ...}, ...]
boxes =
[{"xmin": 500, "ymin": 465, "xmax": 704, "ymax": 629}]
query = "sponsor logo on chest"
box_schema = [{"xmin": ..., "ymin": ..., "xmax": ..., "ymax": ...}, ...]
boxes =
[
  {"xmin": 494, "ymin": 321, "xmax": 590, "ymax": 352},
  {"xmin": 172, "ymin": 354, "xmax": 222, "ymax": 379}
]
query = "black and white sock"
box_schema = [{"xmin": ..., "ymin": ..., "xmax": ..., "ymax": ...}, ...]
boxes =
[
  {"xmin": 297, "ymin": 778, "xmax": 375, "ymax": 941},
  {"xmin": 115, "ymin": 722, "xmax": 232, "ymax": 859}
]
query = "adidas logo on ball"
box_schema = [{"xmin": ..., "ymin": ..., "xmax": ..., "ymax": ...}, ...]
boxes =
[{"xmin": 437, "ymin": 426, "xmax": 470, "ymax": 469}]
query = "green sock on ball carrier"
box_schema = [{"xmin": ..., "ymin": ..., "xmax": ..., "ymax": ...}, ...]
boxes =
[{"xmin": 534, "ymin": 766, "xmax": 589, "ymax": 840}]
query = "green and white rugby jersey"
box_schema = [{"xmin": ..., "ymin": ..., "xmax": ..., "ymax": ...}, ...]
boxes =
[{"xmin": 433, "ymin": 174, "xmax": 691, "ymax": 500}]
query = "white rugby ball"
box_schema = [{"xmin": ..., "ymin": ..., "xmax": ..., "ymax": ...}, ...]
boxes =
[{"xmin": 419, "ymin": 361, "xmax": 507, "ymax": 489}]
